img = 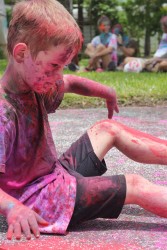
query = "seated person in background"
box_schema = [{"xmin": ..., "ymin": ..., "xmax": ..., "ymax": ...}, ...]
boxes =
[
  {"xmin": 154, "ymin": 16, "xmax": 167, "ymax": 58},
  {"xmin": 122, "ymin": 16, "xmax": 167, "ymax": 73},
  {"xmin": 84, "ymin": 15, "xmax": 117, "ymax": 72},
  {"xmin": 144, "ymin": 15, "xmax": 167, "ymax": 72},
  {"xmin": 112, "ymin": 24, "xmax": 139, "ymax": 66}
]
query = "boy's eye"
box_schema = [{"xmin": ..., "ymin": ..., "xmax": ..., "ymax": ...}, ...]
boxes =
[{"xmin": 52, "ymin": 64, "xmax": 59, "ymax": 68}]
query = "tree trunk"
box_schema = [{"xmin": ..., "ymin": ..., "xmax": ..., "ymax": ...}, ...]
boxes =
[
  {"xmin": 144, "ymin": 28, "xmax": 150, "ymax": 57},
  {"xmin": 144, "ymin": 0, "xmax": 150, "ymax": 57},
  {"xmin": 78, "ymin": 0, "xmax": 84, "ymax": 31},
  {"xmin": 58, "ymin": 0, "xmax": 73, "ymax": 14}
]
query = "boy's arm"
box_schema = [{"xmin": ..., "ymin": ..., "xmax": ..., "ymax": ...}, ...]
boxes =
[
  {"xmin": 63, "ymin": 74, "xmax": 119, "ymax": 118},
  {"xmin": 0, "ymin": 188, "xmax": 48, "ymax": 240}
]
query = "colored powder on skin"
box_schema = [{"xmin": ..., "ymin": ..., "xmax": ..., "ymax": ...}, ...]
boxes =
[
  {"xmin": 7, "ymin": 203, "xmax": 15, "ymax": 210},
  {"xmin": 58, "ymin": 48, "xmax": 73, "ymax": 63},
  {"xmin": 119, "ymin": 122, "xmax": 167, "ymax": 146},
  {"xmin": 131, "ymin": 140, "xmax": 140, "ymax": 145}
]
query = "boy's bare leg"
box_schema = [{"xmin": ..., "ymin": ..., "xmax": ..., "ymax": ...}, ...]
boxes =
[
  {"xmin": 125, "ymin": 174, "xmax": 167, "ymax": 217},
  {"xmin": 87, "ymin": 119, "xmax": 167, "ymax": 164},
  {"xmin": 87, "ymin": 119, "xmax": 167, "ymax": 217}
]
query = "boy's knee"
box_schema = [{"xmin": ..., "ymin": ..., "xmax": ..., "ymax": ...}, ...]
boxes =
[
  {"xmin": 125, "ymin": 174, "xmax": 148, "ymax": 204},
  {"xmin": 126, "ymin": 174, "xmax": 143, "ymax": 188},
  {"xmin": 89, "ymin": 119, "xmax": 119, "ymax": 135}
]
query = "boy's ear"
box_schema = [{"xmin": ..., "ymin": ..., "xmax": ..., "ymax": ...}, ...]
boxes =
[{"xmin": 13, "ymin": 43, "xmax": 28, "ymax": 63}]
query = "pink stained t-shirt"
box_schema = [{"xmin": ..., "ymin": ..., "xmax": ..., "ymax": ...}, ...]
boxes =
[{"xmin": 0, "ymin": 82, "xmax": 76, "ymax": 234}]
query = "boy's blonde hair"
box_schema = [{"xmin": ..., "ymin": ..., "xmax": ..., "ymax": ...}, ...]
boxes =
[{"xmin": 7, "ymin": 0, "xmax": 83, "ymax": 57}]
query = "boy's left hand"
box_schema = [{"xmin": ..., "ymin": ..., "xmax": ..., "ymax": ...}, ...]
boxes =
[{"xmin": 106, "ymin": 89, "xmax": 119, "ymax": 119}]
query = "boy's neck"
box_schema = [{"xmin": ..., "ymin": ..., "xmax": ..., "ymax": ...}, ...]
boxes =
[{"xmin": 0, "ymin": 63, "xmax": 31, "ymax": 94}]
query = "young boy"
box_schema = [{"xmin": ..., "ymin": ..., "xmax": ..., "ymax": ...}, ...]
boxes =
[{"xmin": 1, "ymin": 0, "xmax": 167, "ymax": 241}]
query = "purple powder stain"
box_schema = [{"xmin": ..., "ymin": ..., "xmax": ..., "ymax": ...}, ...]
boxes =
[
  {"xmin": 158, "ymin": 120, "xmax": 167, "ymax": 124},
  {"xmin": 117, "ymin": 158, "xmax": 126, "ymax": 164},
  {"xmin": 155, "ymin": 236, "xmax": 167, "ymax": 249},
  {"xmin": 154, "ymin": 172, "xmax": 164, "ymax": 177},
  {"xmin": 155, "ymin": 180, "xmax": 167, "ymax": 185}
]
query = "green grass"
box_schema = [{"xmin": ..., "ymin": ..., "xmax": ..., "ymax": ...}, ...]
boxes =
[
  {"xmin": 0, "ymin": 59, "xmax": 7, "ymax": 75},
  {"xmin": 62, "ymin": 58, "xmax": 167, "ymax": 108},
  {"xmin": 1, "ymin": 59, "xmax": 167, "ymax": 108}
]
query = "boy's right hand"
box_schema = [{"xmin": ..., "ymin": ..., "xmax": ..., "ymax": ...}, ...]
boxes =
[{"xmin": 6, "ymin": 203, "xmax": 49, "ymax": 240}]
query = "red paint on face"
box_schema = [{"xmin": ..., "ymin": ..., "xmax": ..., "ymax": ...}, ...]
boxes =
[
  {"xmin": 58, "ymin": 47, "xmax": 74, "ymax": 63},
  {"xmin": 23, "ymin": 45, "xmax": 74, "ymax": 94}
]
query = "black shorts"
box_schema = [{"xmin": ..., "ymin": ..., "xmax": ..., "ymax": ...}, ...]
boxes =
[{"xmin": 59, "ymin": 132, "xmax": 126, "ymax": 226}]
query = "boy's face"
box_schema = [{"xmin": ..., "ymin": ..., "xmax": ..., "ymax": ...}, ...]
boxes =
[{"xmin": 23, "ymin": 44, "xmax": 74, "ymax": 93}]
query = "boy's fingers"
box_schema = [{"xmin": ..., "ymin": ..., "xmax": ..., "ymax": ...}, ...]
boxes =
[
  {"xmin": 7, "ymin": 224, "xmax": 14, "ymax": 240},
  {"xmin": 35, "ymin": 213, "xmax": 49, "ymax": 226},
  {"xmin": 20, "ymin": 219, "xmax": 31, "ymax": 240},
  {"xmin": 14, "ymin": 222, "xmax": 21, "ymax": 240},
  {"xmin": 28, "ymin": 216, "xmax": 40, "ymax": 238},
  {"xmin": 108, "ymin": 110, "xmax": 113, "ymax": 119},
  {"xmin": 115, "ymin": 104, "xmax": 119, "ymax": 113}
]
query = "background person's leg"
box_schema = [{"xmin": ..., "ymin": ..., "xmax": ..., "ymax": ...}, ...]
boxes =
[
  {"xmin": 85, "ymin": 43, "xmax": 96, "ymax": 58},
  {"xmin": 87, "ymin": 119, "xmax": 167, "ymax": 164},
  {"xmin": 85, "ymin": 44, "xmax": 97, "ymax": 70},
  {"xmin": 101, "ymin": 54, "xmax": 115, "ymax": 71},
  {"xmin": 88, "ymin": 44, "xmax": 106, "ymax": 70},
  {"xmin": 158, "ymin": 60, "xmax": 167, "ymax": 72}
]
